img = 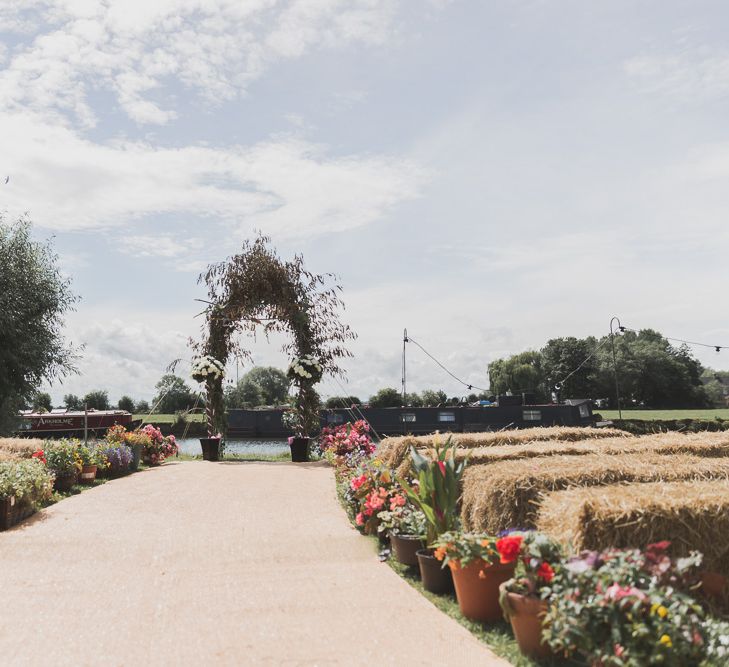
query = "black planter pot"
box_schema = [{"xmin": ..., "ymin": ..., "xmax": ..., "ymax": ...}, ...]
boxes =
[
  {"xmin": 289, "ymin": 437, "xmax": 310, "ymax": 462},
  {"xmin": 129, "ymin": 444, "xmax": 142, "ymax": 471},
  {"xmin": 417, "ymin": 548, "xmax": 454, "ymax": 594},
  {"xmin": 390, "ymin": 533, "xmax": 426, "ymax": 567},
  {"xmin": 200, "ymin": 437, "xmax": 221, "ymax": 462}
]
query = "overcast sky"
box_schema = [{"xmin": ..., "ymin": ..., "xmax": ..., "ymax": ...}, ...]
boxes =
[{"xmin": 2, "ymin": 1, "xmax": 729, "ymax": 405}]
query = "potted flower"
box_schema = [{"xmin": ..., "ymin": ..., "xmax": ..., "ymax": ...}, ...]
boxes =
[
  {"xmin": 77, "ymin": 444, "xmax": 99, "ymax": 484},
  {"xmin": 319, "ymin": 420, "xmax": 375, "ymax": 467},
  {"xmin": 499, "ymin": 531, "xmax": 561, "ymax": 659},
  {"xmin": 285, "ymin": 355, "xmax": 323, "ymax": 462},
  {"xmin": 399, "ymin": 436, "xmax": 466, "ymax": 593},
  {"xmin": 377, "ymin": 499, "xmax": 427, "ymax": 567},
  {"xmin": 346, "ymin": 460, "xmax": 399, "ymax": 536},
  {"xmin": 191, "ymin": 355, "xmax": 226, "ymax": 461},
  {"xmin": 45, "ymin": 440, "xmax": 82, "ymax": 491},
  {"xmin": 432, "ymin": 531, "xmax": 521, "ymax": 622},
  {"xmin": 98, "ymin": 443, "xmax": 133, "ymax": 477},
  {"xmin": 542, "ymin": 542, "xmax": 707, "ymax": 666}
]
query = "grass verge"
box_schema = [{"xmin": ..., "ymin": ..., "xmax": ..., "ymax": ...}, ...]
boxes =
[{"xmin": 599, "ymin": 409, "xmax": 729, "ymax": 421}]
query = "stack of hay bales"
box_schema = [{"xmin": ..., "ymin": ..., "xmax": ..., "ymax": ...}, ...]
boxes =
[
  {"xmin": 537, "ymin": 480, "xmax": 729, "ymax": 576},
  {"xmin": 379, "ymin": 426, "xmax": 631, "ymax": 477},
  {"xmin": 461, "ymin": 451, "xmax": 729, "ymax": 533}
]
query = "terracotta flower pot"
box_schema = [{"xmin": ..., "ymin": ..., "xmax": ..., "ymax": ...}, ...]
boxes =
[
  {"xmin": 390, "ymin": 533, "xmax": 425, "ymax": 566},
  {"xmin": 200, "ymin": 437, "xmax": 221, "ymax": 462},
  {"xmin": 500, "ymin": 584, "xmax": 552, "ymax": 659},
  {"xmin": 417, "ymin": 549, "xmax": 454, "ymax": 594},
  {"xmin": 53, "ymin": 471, "xmax": 78, "ymax": 492},
  {"xmin": 288, "ymin": 437, "xmax": 310, "ymax": 462},
  {"xmin": 451, "ymin": 559, "xmax": 516, "ymax": 623},
  {"xmin": 79, "ymin": 464, "xmax": 97, "ymax": 485}
]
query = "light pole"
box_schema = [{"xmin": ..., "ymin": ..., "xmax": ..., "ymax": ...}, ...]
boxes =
[
  {"xmin": 609, "ymin": 316, "xmax": 625, "ymax": 420},
  {"xmin": 401, "ymin": 328, "xmax": 408, "ymax": 405}
]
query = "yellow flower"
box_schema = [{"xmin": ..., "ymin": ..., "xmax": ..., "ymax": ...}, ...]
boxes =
[
  {"xmin": 659, "ymin": 635, "xmax": 672, "ymax": 648},
  {"xmin": 651, "ymin": 603, "xmax": 669, "ymax": 618}
]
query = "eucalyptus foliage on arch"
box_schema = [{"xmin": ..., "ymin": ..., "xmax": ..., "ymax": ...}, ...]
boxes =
[{"xmin": 193, "ymin": 235, "xmax": 356, "ymax": 437}]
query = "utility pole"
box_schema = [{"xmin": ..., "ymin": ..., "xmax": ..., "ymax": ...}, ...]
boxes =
[
  {"xmin": 609, "ymin": 316, "xmax": 624, "ymax": 420},
  {"xmin": 401, "ymin": 328, "xmax": 408, "ymax": 405},
  {"xmin": 84, "ymin": 403, "xmax": 88, "ymax": 446}
]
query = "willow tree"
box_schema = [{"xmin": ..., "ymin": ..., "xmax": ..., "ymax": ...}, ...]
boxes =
[{"xmin": 193, "ymin": 235, "xmax": 355, "ymax": 437}]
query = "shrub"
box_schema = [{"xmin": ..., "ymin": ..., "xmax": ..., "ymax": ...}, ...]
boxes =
[
  {"xmin": 377, "ymin": 504, "xmax": 427, "ymax": 538},
  {"xmin": 0, "ymin": 459, "xmax": 54, "ymax": 508},
  {"xmin": 98, "ymin": 444, "xmax": 133, "ymax": 475},
  {"xmin": 319, "ymin": 420, "xmax": 375, "ymax": 460}
]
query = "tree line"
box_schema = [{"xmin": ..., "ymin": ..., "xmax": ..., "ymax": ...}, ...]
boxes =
[{"xmin": 487, "ymin": 330, "xmax": 728, "ymax": 408}]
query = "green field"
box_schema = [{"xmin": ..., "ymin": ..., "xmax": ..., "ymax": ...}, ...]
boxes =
[
  {"xmin": 598, "ymin": 409, "xmax": 729, "ymax": 421},
  {"xmin": 133, "ymin": 413, "xmax": 206, "ymax": 423}
]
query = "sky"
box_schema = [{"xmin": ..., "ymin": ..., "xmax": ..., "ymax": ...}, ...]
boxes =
[{"xmin": 2, "ymin": 0, "xmax": 729, "ymax": 406}]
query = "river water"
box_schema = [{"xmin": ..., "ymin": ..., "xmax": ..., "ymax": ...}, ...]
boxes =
[{"xmin": 176, "ymin": 437, "xmax": 290, "ymax": 457}]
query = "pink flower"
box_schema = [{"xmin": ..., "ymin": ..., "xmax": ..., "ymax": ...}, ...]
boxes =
[
  {"xmin": 390, "ymin": 494, "xmax": 406, "ymax": 510},
  {"xmin": 355, "ymin": 513, "xmax": 365, "ymax": 526},
  {"xmin": 350, "ymin": 474, "xmax": 367, "ymax": 491},
  {"xmin": 437, "ymin": 461, "xmax": 446, "ymax": 477},
  {"xmin": 605, "ymin": 583, "xmax": 646, "ymax": 602}
]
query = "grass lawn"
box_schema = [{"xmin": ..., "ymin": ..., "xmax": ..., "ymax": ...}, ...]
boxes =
[
  {"xmin": 133, "ymin": 413, "xmax": 206, "ymax": 423},
  {"xmin": 599, "ymin": 409, "xmax": 729, "ymax": 421}
]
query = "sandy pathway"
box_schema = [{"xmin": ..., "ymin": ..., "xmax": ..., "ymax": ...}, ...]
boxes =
[{"xmin": 0, "ymin": 461, "xmax": 509, "ymax": 666}]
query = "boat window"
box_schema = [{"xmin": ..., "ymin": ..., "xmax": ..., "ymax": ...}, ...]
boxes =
[
  {"xmin": 401, "ymin": 413, "xmax": 416, "ymax": 423},
  {"xmin": 579, "ymin": 404, "xmax": 590, "ymax": 418},
  {"xmin": 327, "ymin": 414, "xmax": 344, "ymax": 424},
  {"xmin": 438, "ymin": 411, "xmax": 456, "ymax": 422},
  {"xmin": 523, "ymin": 409, "xmax": 542, "ymax": 421}
]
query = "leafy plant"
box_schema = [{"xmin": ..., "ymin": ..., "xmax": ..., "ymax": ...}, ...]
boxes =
[
  {"xmin": 377, "ymin": 504, "xmax": 427, "ymax": 538},
  {"xmin": 431, "ymin": 531, "xmax": 522, "ymax": 569},
  {"xmin": 501, "ymin": 531, "xmax": 562, "ymax": 598},
  {"xmin": 398, "ymin": 436, "xmax": 467, "ymax": 544},
  {"xmin": 543, "ymin": 542, "xmax": 707, "ymax": 666},
  {"xmin": 45, "ymin": 439, "xmax": 82, "ymax": 477},
  {"xmin": 0, "ymin": 459, "xmax": 54, "ymax": 508},
  {"xmin": 98, "ymin": 444, "xmax": 133, "ymax": 474}
]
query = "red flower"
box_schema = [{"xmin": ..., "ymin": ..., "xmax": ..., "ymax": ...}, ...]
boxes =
[
  {"xmin": 536, "ymin": 561, "xmax": 554, "ymax": 582},
  {"xmin": 437, "ymin": 461, "xmax": 446, "ymax": 477},
  {"xmin": 31, "ymin": 450, "xmax": 47, "ymax": 464},
  {"xmin": 496, "ymin": 535, "xmax": 523, "ymax": 564}
]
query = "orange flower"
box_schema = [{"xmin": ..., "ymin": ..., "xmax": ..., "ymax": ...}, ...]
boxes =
[{"xmin": 434, "ymin": 547, "xmax": 447, "ymax": 561}]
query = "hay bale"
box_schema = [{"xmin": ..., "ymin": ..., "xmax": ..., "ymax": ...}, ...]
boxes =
[
  {"xmin": 461, "ymin": 453, "xmax": 729, "ymax": 534},
  {"xmin": 0, "ymin": 450, "xmax": 20, "ymax": 462},
  {"xmin": 377, "ymin": 426, "xmax": 630, "ymax": 472},
  {"xmin": 0, "ymin": 438, "xmax": 46, "ymax": 458},
  {"xmin": 456, "ymin": 431, "xmax": 729, "ymax": 467},
  {"xmin": 537, "ymin": 480, "xmax": 729, "ymax": 576}
]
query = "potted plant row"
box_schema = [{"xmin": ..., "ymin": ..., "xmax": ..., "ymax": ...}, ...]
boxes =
[{"xmin": 0, "ymin": 457, "xmax": 54, "ymax": 531}]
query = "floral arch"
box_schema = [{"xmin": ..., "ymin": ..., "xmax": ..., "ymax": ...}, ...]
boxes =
[{"xmin": 192, "ymin": 235, "xmax": 356, "ymax": 439}]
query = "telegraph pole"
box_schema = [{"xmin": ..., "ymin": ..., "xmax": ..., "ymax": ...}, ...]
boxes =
[{"xmin": 401, "ymin": 328, "xmax": 408, "ymax": 405}]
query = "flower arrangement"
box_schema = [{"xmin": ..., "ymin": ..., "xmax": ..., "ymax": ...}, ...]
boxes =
[
  {"xmin": 501, "ymin": 531, "xmax": 562, "ymax": 599},
  {"xmin": 399, "ymin": 436, "xmax": 467, "ymax": 544},
  {"xmin": 542, "ymin": 542, "xmax": 707, "ymax": 666},
  {"xmin": 139, "ymin": 424, "xmax": 178, "ymax": 464},
  {"xmin": 319, "ymin": 420, "xmax": 375, "ymax": 459},
  {"xmin": 287, "ymin": 355, "xmax": 323, "ymax": 385},
  {"xmin": 98, "ymin": 444, "xmax": 133, "ymax": 475},
  {"xmin": 45, "ymin": 439, "xmax": 83, "ymax": 478},
  {"xmin": 431, "ymin": 531, "xmax": 524, "ymax": 570},
  {"xmin": 343, "ymin": 459, "xmax": 401, "ymax": 535},
  {"xmin": 0, "ymin": 459, "xmax": 54, "ymax": 509},
  {"xmin": 190, "ymin": 355, "xmax": 226, "ymax": 383}
]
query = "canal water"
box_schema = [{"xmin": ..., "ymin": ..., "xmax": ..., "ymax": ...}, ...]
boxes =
[{"xmin": 176, "ymin": 437, "xmax": 289, "ymax": 457}]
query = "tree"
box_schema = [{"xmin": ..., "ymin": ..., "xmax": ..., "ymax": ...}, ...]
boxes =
[
  {"xmin": 117, "ymin": 396, "xmax": 136, "ymax": 413},
  {"xmin": 488, "ymin": 351, "xmax": 546, "ymax": 399},
  {"xmin": 405, "ymin": 392, "xmax": 423, "ymax": 407},
  {"xmin": 541, "ymin": 337, "xmax": 600, "ymax": 399},
  {"xmin": 369, "ymin": 387, "xmax": 402, "ymax": 408},
  {"xmin": 32, "ymin": 392, "xmax": 52, "ymax": 412},
  {"xmin": 153, "ymin": 374, "xmax": 198, "ymax": 414},
  {"xmin": 225, "ymin": 378, "xmax": 263, "ymax": 409},
  {"xmin": 0, "ymin": 216, "xmax": 79, "ymax": 433},
  {"xmin": 420, "ymin": 389, "xmax": 448, "ymax": 406},
  {"xmin": 83, "ymin": 390, "xmax": 110, "ymax": 410},
  {"xmin": 135, "ymin": 399, "xmax": 150, "ymax": 414},
  {"xmin": 64, "ymin": 394, "xmax": 83, "ymax": 410},
  {"xmin": 702, "ymin": 370, "xmax": 729, "ymax": 407},
  {"xmin": 324, "ymin": 395, "xmax": 361, "ymax": 409},
  {"xmin": 242, "ymin": 367, "xmax": 289, "ymax": 405}
]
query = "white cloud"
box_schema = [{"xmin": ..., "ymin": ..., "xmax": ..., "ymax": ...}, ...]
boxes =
[
  {"xmin": 119, "ymin": 235, "xmax": 203, "ymax": 259},
  {"xmin": 0, "ymin": 0, "xmax": 408, "ymax": 127},
  {"xmin": 625, "ymin": 50, "xmax": 729, "ymax": 102},
  {"xmin": 0, "ymin": 112, "xmax": 426, "ymax": 237}
]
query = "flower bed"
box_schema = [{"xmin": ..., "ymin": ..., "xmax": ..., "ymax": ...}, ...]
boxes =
[{"xmin": 461, "ymin": 453, "xmax": 729, "ymax": 533}]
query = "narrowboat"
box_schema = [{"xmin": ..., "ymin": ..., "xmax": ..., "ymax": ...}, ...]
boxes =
[{"xmin": 17, "ymin": 409, "xmax": 133, "ymax": 439}]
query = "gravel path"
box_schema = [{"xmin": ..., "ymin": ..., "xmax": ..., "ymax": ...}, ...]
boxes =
[{"xmin": 0, "ymin": 461, "xmax": 509, "ymax": 666}]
